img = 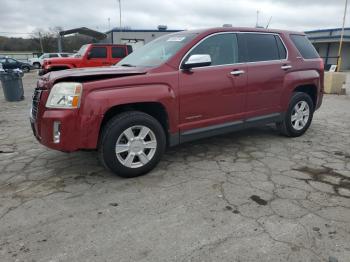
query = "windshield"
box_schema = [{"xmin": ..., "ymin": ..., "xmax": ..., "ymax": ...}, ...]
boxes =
[
  {"xmin": 116, "ymin": 33, "xmax": 196, "ymax": 67},
  {"xmin": 76, "ymin": 45, "xmax": 89, "ymax": 57}
]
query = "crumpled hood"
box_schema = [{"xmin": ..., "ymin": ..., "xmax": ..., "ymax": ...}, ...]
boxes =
[{"xmin": 46, "ymin": 66, "xmax": 149, "ymax": 83}]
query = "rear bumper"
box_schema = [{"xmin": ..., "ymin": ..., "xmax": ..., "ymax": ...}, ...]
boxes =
[{"xmin": 315, "ymin": 89, "xmax": 324, "ymax": 110}]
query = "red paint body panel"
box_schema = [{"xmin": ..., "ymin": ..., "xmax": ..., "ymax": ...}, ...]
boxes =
[
  {"xmin": 179, "ymin": 64, "xmax": 247, "ymax": 131},
  {"xmin": 31, "ymin": 27, "xmax": 324, "ymax": 152}
]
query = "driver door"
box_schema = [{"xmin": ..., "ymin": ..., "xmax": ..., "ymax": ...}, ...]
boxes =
[
  {"xmin": 178, "ymin": 33, "xmax": 247, "ymax": 134},
  {"xmin": 85, "ymin": 46, "xmax": 109, "ymax": 67}
]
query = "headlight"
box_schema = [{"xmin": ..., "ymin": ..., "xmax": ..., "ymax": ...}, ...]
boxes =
[{"xmin": 46, "ymin": 82, "xmax": 82, "ymax": 109}]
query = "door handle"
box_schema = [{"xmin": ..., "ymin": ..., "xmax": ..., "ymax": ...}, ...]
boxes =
[
  {"xmin": 281, "ymin": 65, "xmax": 292, "ymax": 70},
  {"xmin": 230, "ymin": 70, "xmax": 245, "ymax": 76}
]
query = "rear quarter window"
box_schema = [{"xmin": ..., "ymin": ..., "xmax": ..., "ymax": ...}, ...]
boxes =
[
  {"xmin": 112, "ymin": 47, "xmax": 127, "ymax": 58},
  {"xmin": 290, "ymin": 34, "xmax": 320, "ymax": 59}
]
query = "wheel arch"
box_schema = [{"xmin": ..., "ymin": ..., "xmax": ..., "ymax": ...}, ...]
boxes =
[
  {"xmin": 99, "ymin": 102, "xmax": 171, "ymax": 145},
  {"xmin": 293, "ymin": 84, "xmax": 317, "ymax": 109},
  {"xmin": 49, "ymin": 65, "xmax": 71, "ymax": 71}
]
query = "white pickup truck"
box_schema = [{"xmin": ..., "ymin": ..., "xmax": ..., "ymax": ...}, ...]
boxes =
[{"xmin": 28, "ymin": 53, "xmax": 72, "ymax": 68}]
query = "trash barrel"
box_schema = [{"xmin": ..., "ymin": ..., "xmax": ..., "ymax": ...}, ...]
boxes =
[{"xmin": 0, "ymin": 69, "xmax": 24, "ymax": 102}]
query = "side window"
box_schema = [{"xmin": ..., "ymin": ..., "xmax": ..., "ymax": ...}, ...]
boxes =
[
  {"xmin": 243, "ymin": 33, "xmax": 280, "ymax": 62},
  {"xmin": 112, "ymin": 47, "xmax": 127, "ymax": 58},
  {"xmin": 275, "ymin": 36, "xmax": 287, "ymax": 59},
  {"xmin": 49, "ymin": 54, "xmax": 59, "ymax": 58},
  {"xmin": 89, "ymin": 47, "xmax": 107, "ymax": 59},
  {"xmin": 186, "ymin": 33, "xmax": 238, "ymax": 66},
  {"xmin": 290, "ymin": 35, "xmax": 320, "ymax": 59},
  {"xmin": 41, "ymin": 54, "xmax": 49, "ymax": 59},
  {"xmin": 127, "ymin": 45, "xmax": 133, "ymax": 54},
  {"xmin": 7, "ymin": 59, "xmax": 17, "ymax": 64},
  {"xmin": 60, "ymin": 54, "xmax": 69, "ymax": 57}
]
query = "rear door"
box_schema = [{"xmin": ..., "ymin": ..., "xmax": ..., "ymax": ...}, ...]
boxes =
[
  {"xmin": 239, "ymin": 33, "xmax": 289, "ymax": 117},
  {"xmin": 85, "ymin": 46, "xmax": 108, "ymax": 67}
]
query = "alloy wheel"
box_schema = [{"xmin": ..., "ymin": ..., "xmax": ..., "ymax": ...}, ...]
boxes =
[
  {"xmin": 115, "ymin": 125, "xmax": 157, "ymax": 168},
  {"xmin": 291, "ymin": 101, "xmax": 310, "ymax": 131}
]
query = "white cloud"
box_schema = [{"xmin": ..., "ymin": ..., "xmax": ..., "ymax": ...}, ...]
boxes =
[{"xmin": 0, "ymin": 0, "xmax": 348, "ymax": 37}]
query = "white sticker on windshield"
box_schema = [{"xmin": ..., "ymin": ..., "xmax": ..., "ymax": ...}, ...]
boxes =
[{"xmin": 167, "ymin": 36, "xmax": 186, "ymax": 42}]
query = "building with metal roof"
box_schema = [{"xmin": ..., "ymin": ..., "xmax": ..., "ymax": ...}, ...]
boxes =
[
  {"xmin": 104, "ymin": 26, "xmax": 182, "ymax": 50},
  {"xmin": 305, "ymin": 28, "xmax": 350, "ymax": 71}
]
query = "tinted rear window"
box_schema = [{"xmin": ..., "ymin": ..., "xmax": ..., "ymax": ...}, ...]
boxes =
[
  {"xmin": 243, "ymin": 33, "xmax": 280, "ymax": 62},
  {"xmin": 112, "ymin": 47, "xmax": 127, "ymax": 58},
  {"xmin": 290, "ymin": 35, "xmax": 319, "ymax": 59}
]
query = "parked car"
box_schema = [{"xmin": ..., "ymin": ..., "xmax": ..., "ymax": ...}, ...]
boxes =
[
  {"xmin": 0, "ymin": 57, "xmax": 32, "ymax": 72},
  {"xmin": 28, "ymin": 53, "xmax": 72, "ymax": 69},
  {"xmin": 30, "ymin": 27, "xmax": 324, "ymax": 178},
  {"xmin": 39, "ymin": 44, "xmax": 133, "ymax": 75}
]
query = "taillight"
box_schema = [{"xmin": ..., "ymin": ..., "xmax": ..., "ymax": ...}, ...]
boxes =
[{"xmin": 319, "ymin": 59, "xmax": 324, "ymax": 70}]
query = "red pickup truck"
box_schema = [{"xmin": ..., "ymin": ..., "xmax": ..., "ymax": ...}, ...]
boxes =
[
  {"xmin": 39, "ymin": 43, "xmax": 132, "ymax": 75},
  {"xmin": 31, "ymin": 27, "xmax": 324, "ymax": 178}
]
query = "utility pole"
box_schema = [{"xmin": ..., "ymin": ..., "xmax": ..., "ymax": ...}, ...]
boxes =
[
  {"xmin": 256, "ymin": 10, "xmax": 260, "ymax": 28},
  {"xmin": 108, "ymin": 17, "xmax": 111, "ymax": 31},
  {"xmin": 118, "ymin": 0, "xmax": 122, "ymax": 44},
  {"xmin": 38, "ymin": 32, "xmax": 44, "ymax": 53},
  {"xmin": 337, "ymin": 0, "xmax": 348, "ymax": 72},
  {"xmin": 57, "ymin": 34, "xmax": 62, "ymax": 53}
]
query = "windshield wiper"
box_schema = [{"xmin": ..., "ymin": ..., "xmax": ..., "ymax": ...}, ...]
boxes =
[{"xmin": 120, "ymin": 64, "xmax": 136, "ymax": 67}]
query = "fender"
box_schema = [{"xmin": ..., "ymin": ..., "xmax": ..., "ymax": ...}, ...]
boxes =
[
  {"xmin": 281, "ymin": 69, "xmax": 320, "ymax": 111},
  {"xmin": 46, "ymin": 64, "xmax": 74, "ymax": 70},
  {"xmin": 78, "ymin": 83, "xmax": 178, "ymax": 149}
]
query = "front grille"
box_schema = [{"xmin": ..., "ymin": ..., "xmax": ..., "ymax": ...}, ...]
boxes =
[{"xmin": 31, "ymin": 88, "xmax": 42, "ymax": 120}]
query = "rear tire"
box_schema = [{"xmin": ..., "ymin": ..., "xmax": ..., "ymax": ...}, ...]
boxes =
[
  {"xmin": 98, "ymin": 111, "xmax": 166, "ymax": 178},
  {"xmin": 277, "ymin": 92, "xmax": 314, "ymax": 137}
]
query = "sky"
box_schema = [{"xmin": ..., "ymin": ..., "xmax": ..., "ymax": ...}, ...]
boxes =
[{"xmin": 0, "ymin": 0, "xmax": 348, "ymax": 37}]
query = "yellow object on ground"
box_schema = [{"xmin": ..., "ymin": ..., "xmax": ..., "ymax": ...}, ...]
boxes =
[{"xmin": 324, "ymin": 72, "xmax": 347, "ymax": 94}]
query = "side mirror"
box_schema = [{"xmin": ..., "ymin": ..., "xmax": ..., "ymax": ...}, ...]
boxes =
[
  {"xmin": 87, "ymin": 52, "xmax": 92, "ymax": 59},
  {"xmin": 182, "ymin": 54, "xmax": 211, "ymax": 70}
]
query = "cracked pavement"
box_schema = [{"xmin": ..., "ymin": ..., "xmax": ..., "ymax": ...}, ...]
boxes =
[{"xmin": 0, "ymin": 72, "xmax": 350, "ymax": 262}]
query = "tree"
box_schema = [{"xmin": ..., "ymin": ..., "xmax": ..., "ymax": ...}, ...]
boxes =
[{"xmin": 0, "ymin": 27, "xmax": 98, "ymax": 53}]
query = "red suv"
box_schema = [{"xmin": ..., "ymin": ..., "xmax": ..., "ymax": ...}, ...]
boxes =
[
  {"xmin": 30, "ymin": 27, "xmax": 324, "ymax": 178},
  {"xmin": 39, "ymin": 43, "xmax": 132, "ymax": 75}
]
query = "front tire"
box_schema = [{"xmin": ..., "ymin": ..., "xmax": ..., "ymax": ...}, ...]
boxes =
[
  {"xmin": 277, "ymin": 92, "xmax": 314, "ymax": 137},
  {"xmin": 98, "ymin": 111, "xmax": 166, "ymax": 178}
]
